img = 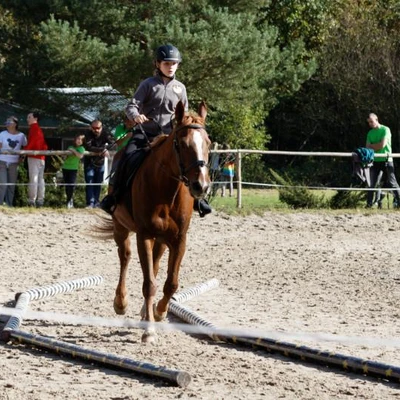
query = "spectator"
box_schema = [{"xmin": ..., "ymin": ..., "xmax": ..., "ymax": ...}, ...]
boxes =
[
  {"xmin": 366, "ymin": 113, "xmax": 400, "ymax": 208},
  {"xmin": 0, "ymin": 116, "xmax": 27, "ymax": 206},
  {"xmin": 25, "ymin": 112, "xmax": 48, "ymax": 207},
  {"xmin": 209, "ymin": 142, "xmax": 220, "ymax": 196},
  {"xmin": 114, "ymin": 116, "xmax": 136, "ymax": 152},
  {"xmin": 107, "ymin": 116, "xmax": 136, "ymax": 194},
  {"xmin": 83, "ymin": 119, "xmax": 114, "ymax": 208},
  {"xmin": 220, "ymin": 144, "xmax": 235, "ymax": 197},
  {"xmin": 62, "ymin": 134, "xmax": 85, "ymax": 209}
]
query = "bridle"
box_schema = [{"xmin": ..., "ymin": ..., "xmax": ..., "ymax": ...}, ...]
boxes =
[{"xmin": 173, "ymin": 123, "xmax": 208, "ymax": 186}]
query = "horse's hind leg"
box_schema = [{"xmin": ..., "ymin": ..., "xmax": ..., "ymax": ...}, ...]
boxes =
[{"xmin": 113, "ymin": 221, "xmax": 131, "ymax": 315}]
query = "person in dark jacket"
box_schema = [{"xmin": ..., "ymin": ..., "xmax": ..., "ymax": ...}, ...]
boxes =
[{"xmin": 83, "ymin": 119, "xmax": 114, "ymax": 208}]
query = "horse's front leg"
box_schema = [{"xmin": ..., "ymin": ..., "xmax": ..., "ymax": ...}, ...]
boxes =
[
  {"xmin": 137, "ymin": 234, "xmax": 158, "ymax": 343},
  {"xmin": 113, "ymin": 223, "xmax": 131, "ymax": 315},
  {"xmin": 156, "ymin": 235, "xmax": 187, "ymax": 317},
  {"xmin": 152, "ymin": 240, "xmax": 168, "ymax": 321}
]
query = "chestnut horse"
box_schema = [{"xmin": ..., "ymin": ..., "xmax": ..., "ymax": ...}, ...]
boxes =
[{"xmin": 104, "ymin": 101, "xmax": 210, "ymax": 342}]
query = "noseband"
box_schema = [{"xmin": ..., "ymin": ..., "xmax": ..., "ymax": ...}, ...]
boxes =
[{"xmin": 173, "ymin": 124, "xmax": 207, "ymax": 186}]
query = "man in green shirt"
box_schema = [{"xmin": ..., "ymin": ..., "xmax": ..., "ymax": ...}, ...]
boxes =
[{"xmin": 366, "ymin": 113, "xmax": 400, "ymax": 208}]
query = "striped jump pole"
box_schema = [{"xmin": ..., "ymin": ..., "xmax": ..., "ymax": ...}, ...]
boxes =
[
  {"xmin": 172, "ymin": 278, "xmax": 220, "ymax": 304},
  {"xmin": 8, "ymin": 329, "xmax": 191, "ymax": 388},
  {"xmin": 1, "ymin": 276, "xmax": 104, "ymax": 340},
  {"xmin": 169, "ymin": 301, "xmax": 400, "ymax": 384},
  {"xmin": 16, "ymin": 275, "xmax": 104, "ymax": 302}
]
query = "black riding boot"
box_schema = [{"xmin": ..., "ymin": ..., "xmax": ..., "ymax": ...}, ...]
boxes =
[
  {"xmin": 100, "ymin": 193, "xmax": 117, "ymax": 215},
  {"xmin": 194, "ymin": 198, "xmax": 212, "ymax": 217}
]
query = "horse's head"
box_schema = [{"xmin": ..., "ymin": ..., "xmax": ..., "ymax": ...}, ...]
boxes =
[{"xmin": 173, "ymin": 101, "xmax": 211, "ymax": 199}]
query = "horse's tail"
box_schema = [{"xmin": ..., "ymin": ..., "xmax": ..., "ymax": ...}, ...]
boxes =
[{"xmin": 87, "ymin": 213, "xmax": 115, "ymax": 241}]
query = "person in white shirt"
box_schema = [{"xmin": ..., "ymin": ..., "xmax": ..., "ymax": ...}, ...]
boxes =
[{"xmin": 0, "ymin": 116, "xmax": 27, "ymax": 206}]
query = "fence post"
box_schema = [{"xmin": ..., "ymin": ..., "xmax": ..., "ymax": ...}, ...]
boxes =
[{"xmin": 236, "ymin": 150, "xmax": 242, "ymax": 208}]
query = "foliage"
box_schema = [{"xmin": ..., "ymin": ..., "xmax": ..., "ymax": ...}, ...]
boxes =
[
  {"xmin": 241, "ymin": 154, "xmax": 270, "ymax": 185},
  {"xmin": 260, "ymin": 0, "xmax": 340, "ymax": 53},
  {"xmin": 318, "ymin": 0, "xmax": 400, "ymax": 139},
  {"xmin": 13, "ymin": 163, "xmax": 28, "ymax": 207},
  {"xmin": 267, "ymin": 0, "xmax": 400, "ymax": 164},
  {"xmin": 208, "ymin": 104, "xmax": 267, "ymax": 149},
  {"xmin": 329, "ymin": 190, "xmax": 365, "ymax": 209},
  {"xmin": 0, "ymin": 0, "xmax": 316, "ymax": 155},
  {"xmin": 269, "ymin": 168, "xmax": 327, "ymax": 209},
  {"xmin": 6, "ymin": 0, "xmax": 400, "ymax": 191}
]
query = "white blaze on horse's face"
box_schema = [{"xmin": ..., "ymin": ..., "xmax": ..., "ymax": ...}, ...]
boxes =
[{"xmin": 191, "ymin": 129, "xmax": 210, "ymax": 194}]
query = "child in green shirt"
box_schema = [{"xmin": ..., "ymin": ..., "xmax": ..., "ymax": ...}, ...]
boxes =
[{"xmin": 62, "ymin": 134, "xmax": 85, "ymax": 208}]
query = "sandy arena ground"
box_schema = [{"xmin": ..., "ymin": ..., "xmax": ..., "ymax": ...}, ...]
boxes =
[{"xmin": 0, "ymin": 208, "xmax": 400, "ymax": 400}]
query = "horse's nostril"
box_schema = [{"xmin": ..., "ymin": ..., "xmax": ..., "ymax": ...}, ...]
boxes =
[{"xmin": 191, "ymin": 181, "xmax": 202, "ymax": 193}]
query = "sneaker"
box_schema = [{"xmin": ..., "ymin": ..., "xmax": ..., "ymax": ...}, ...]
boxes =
[
  {"xmin": 67, "ymin": 200, "xmax": 74, "ymax": 209},
  {"xmin": 85, "ymin": 203, "xmax": 95, "ymax": 209},
  {"xmin": 27, "ymin": 200, "xmax": 35, "ymax": 207}
]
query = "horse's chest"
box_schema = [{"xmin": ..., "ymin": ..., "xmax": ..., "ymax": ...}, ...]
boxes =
[{"xmin": 144, "ymin": 213, "xmax": 188, "ymax": 237}]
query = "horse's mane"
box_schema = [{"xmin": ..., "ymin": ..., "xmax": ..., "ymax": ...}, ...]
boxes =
[
  {"xmin": 150, "ymin": 134, "xmax": 168, "ymax": 149},
  {"xmin": 150, "ymin": 112, "xmax": 205, "ymax": 150},
  {"xmin": 183, "ymin": 111, "xmax": 205, "ymax": 126}
]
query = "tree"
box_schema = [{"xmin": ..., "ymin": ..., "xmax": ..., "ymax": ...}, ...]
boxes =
[
  {"xmin": 319, "ymin": 0, "xmax": 400, "ymax": 147},
  {"xmin": 0, "ymin": 0, "xmax": 316, "ymax": 152}
]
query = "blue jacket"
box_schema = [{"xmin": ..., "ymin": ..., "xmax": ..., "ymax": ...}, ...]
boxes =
[{"xmin": 354, "ymin": 147, "xmax": 374, "ymax": 167}]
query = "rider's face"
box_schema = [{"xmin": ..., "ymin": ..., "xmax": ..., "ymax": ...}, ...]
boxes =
[{"xmin": 158, "ymin": 61, "xmax": 179, "ymax": 78}]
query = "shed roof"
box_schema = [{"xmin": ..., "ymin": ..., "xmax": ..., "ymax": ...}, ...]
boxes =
[
  {"xmin": 0, "ymin": 99, "xmax": 88, "ymax": 132},
  {"xmin": 42, "ymin": 86, "xmax": 129, "ymax": 123}
]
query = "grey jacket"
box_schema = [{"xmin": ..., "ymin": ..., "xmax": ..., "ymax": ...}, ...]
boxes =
[{"xmin": 125, "ymin": 73, "xmax": 188, "ymax": 137}]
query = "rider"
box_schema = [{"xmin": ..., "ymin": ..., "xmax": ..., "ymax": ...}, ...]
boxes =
[{"xmin": 100, "ymin": 44, "xmax": 212, "ymax": 217}]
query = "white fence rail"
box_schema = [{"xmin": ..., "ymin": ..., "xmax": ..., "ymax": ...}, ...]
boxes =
[
  {"xmin": 212, "ymin": 149, "xmax": 400, "ymax": 208},
  {"xmin": 1, "ymin": 149, "xmax": 399, "ymax": 208}
]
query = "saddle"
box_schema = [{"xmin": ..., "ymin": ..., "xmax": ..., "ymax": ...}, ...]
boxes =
[
  {"xmin": 114, "ymin": 147, "xmax": 150, "ymax": 203},
  {"xmin": 100, "ymin": 147, "xmax": 149, "ymax": 215}
]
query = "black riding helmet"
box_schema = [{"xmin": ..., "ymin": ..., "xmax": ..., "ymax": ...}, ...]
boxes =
[{"xmin": 155, "ymin": 44, "xmax": 182, "ymax": 63}]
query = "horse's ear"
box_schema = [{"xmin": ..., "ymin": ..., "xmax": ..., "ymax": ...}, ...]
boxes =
[
  {"xmin": 175, "ymin": 101, "xmax": 185, "ymax": 124},
  {"xmin": 198, "ymin": 100, "xmax": 207, "ymax": 121}
]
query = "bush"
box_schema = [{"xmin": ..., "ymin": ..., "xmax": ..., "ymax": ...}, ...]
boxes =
[
  {"xmin": 269, "ymin": 168, "xmax": 327, "ymax": 209},
  {"xmin": 13, "ymin": 163, "xmax": 28, "ymax": 207},
  {"xmin": 329, "ymin": 190, "xmax": 365, "ymax": 209}
]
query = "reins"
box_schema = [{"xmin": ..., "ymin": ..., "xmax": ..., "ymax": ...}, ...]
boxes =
[{"xmin": 173, "ymin": 123, "xmax": 207, "ymax": 186}]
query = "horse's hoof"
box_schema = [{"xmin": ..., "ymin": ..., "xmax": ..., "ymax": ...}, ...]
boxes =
[
  {"xmin": 114, "ymin": 298, "xmax": 128, "ymax": 315},
  {"xmin": 154, "ymin": 309, "xmax": 167, "ymax": 322},
  {"xmin": 141, "ymin": 329, "xmax": 156, "ymax": 344},
  {"xmin": 139, "ymin": 303, "xmax": 146, "ymax": 320}
]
